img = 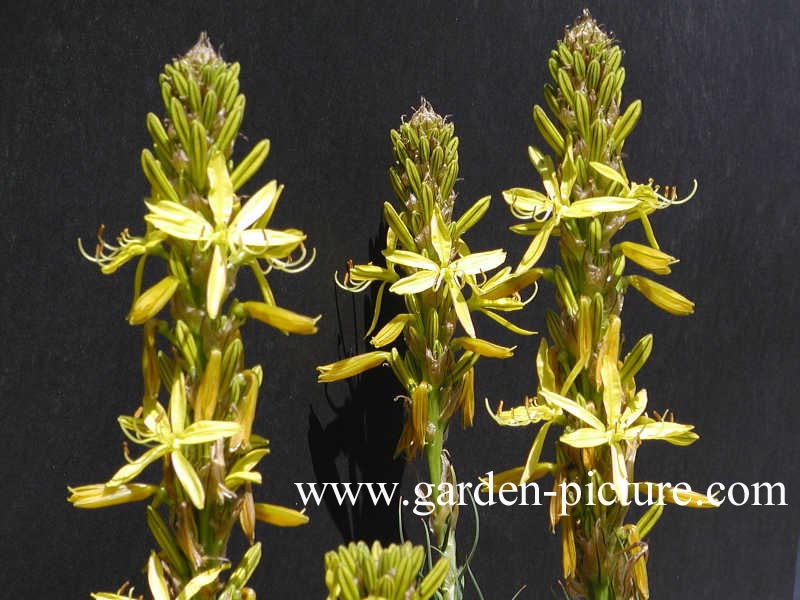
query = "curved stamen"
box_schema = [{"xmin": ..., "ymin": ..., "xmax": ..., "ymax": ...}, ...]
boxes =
[
  {"xmin": 533, "ymin": 208, "xmax": 553, "ymax": 223},
  {"xmin": 520, "ymin": 280, "xmax": 539, "ymax": 305},
  {"xmin": 269, "ymin": 245, "xmax": 316, "ymax": 273},
  {"xmin": 663, "ymin": 178, "xmax": 698, "ymax": 206},
  {"xmin": 334, "ymin": 271, "xmax": 373, "ymax": 293}
]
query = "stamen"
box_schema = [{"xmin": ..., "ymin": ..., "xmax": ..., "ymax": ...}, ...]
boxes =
[{"xmin": 334, "ymin": 271, "xmax": 372, "ymax": 293}]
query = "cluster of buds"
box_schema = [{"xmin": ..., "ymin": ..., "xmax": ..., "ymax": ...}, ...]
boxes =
[
  {"xmin": 317, "ymin": 101, "xmax": 537, "ymax": 599},
  {"xmin": 491, "ymin": 12, "xmax": 716, "ymax": 599},
  {"xmin": 324, "ymin": 541, "xmax": 448, "ymax": 600},
  {"xmin": 70, "ymin": 34, "xmax": 316, "ymax": 599}
]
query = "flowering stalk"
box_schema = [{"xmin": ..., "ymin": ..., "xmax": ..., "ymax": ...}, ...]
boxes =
[
  {"xmin": 491, "ymin": 13, "xmax": 716, "ymax": 599},
  {"xmin": 318, "ymin": 101, "xmax": 537, "ymax": 599},
  {"xmin": 69, "ymin": 34, "xmax": 317, "ymax": 600}
]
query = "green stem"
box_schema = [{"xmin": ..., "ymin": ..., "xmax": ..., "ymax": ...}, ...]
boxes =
[
  {"xmin": 590, "ymin": 580, "xmax": 611, "ymax": 600},
  {"xmin": 424, "ymin": 386, "xmax": 460, "ymax": 600}
]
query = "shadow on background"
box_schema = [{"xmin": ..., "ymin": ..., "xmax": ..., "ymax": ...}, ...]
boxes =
[{"xmin": 308, "ymin": 226, "xmax": 408, "ymax": 544}]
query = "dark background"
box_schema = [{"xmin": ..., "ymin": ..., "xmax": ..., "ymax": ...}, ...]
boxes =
[{"xmin": 2, "ymin": 1, "xmax": 798, "ymax": 598}]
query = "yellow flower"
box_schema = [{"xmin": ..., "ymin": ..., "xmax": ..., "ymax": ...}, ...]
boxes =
[
  {"xmin": 108, "ymin": 373, "xmax": 241, "ymax": 509},
  {"xmin": 505, "ymin": 146, "xmax": 642, "ymax": 271},
  {"xmin": 384, "ymin": 206, "xmax": 506, "ymax": 338},
  {"xmin": 549, "ymin": 379, "xmax": 697, "ymax": 505},
  {"xmin": 144, "ymin": 152, "xmax": 306, "ymax": 318}
]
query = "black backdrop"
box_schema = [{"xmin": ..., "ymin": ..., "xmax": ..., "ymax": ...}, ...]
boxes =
[{"xmin": 2, "ymin": 1, "xmax": 799, "ymax": 598}]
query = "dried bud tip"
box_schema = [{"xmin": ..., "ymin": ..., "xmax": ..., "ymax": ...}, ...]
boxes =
[
  {"xmin": 180, "ymin": 31, "xmax": 224, "ymax": 69},
  {"xmin": 564, "ymin": 9, "xmax": 613, "ymax": 53},
  {"xmin": 408, "ymin": 97, "xmax": 447, "ymax": 132}
]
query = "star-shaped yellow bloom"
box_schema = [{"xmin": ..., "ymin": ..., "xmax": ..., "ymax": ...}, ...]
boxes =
[{"xmin": 144, "ymin": 152, "xmax": 305, "ymax": 318}]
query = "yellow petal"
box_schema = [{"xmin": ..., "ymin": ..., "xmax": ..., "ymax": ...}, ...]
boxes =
[
  {"xmin": 479, "ymin": 268, "xmax": 542, "ymax": 300},
  {"xmin": 451, "ymin": 249, "xmax": 506, "ymax": 276},
  {"xmin": 563, "ymin": 196, "xmax": 640, "ymax": 218},
  {"xmin": 522, "ymin": 422, "xmax": 552, "ymax": 484},
  {"xmin": 168, "ymin": 370, "xmax": 187, "ymax": 434},
  {"xmin": 560, "ymin": 427, "xmax": 610, "ymax": 448},
  {"xmin": 627, "ymin": 275, "xmax": 695, "ymax": 315},
  {"xmin": 147, "ymin": 553, "xmax": 171, "ymax": 600},
  {"xmin": 317, "ymin": 351, "xmax": 391, "ymax": 383},
  {"xmin": 241, "ymin": 301, "xmax": 320, "ymax": 335},
  {"xmin": 384, "ymin": 249, "xmax": 439, "ymax": 270},
  {"xmin": 502, "ymin": 187, "xmax": 550, "ymax": 219},
  {"xmin": 206, "ymin": 245, "xmax": 227, "ymax": 319},
  {"xmin": 516, "ymin": 220, "xmax": 554, "ymax": 272},
  {"xmin": 430, "ymin": 206, "xmax": 452, "ymax": 264},
  {"xmin": 621, "ymin": 388, "xmax": 649, "ymax": 429},
  {"xmin": 238, "ymin": 228, "xmax": 306, "ymax": 251},
  {"xmin": 611, "ymin": 443, "xmax": 629, "ymax": 505},
  {"xmin": 624, "ymin": 421, "xmax": 698, "ymax": 446},
  {"xmin": 449, "ymin": 282, "xmax": 475, "ymax": 338},
  {"xmin": 128, "ymin": 276, "xmax": 180, "ymax": 325},
  {"xmin": 176, "ymin": 420, "xmax": 242, "ymax": 445},
  {"xmin": 389, "ymin": 270, "xmax": 440, "ymax": 295},
  {"xmin": 540, "ymin": 389, "xmax": 604, "ymax": 431},
  {"xmin": 225, "ymin": 449, "xmax": 270, "ymax": 491},
  {"xmin": 253, "ymin": 502, "xmax": 309, "ymax": 526},
  {"xmin": 589, "ymin": 161, "xmax": 629, "ymax": 188},
  {"xmin": 207, "ymin": 152, "xmax": 234, "ymax": 226},
  {"xmin": 601, "ymin": 356, "xmax": 622, "ymax": 427},
  {"xmin": 171, "ymin": 450, "xmax": 205, "ymax": 509},
  {"xmin": 347, "ymin": 263, "xmax": 396, "ymax": 284},
  {"xmin": 108, "ymin": 444, "xmax": 170, "ymax": 486},
  {"xmin": 176, "ymin": 566, "xmax": 227, "ymax": 600},
  {"xmin": 230, "ymin": 371, "xmax": 259, "ymax": 451},
  {"xmin": 231, "ymin": 180, "xmax": 277, "ymax": 232},
  {"xmin": 144, "ymin": 200, "xmax": 211, "ymax": 241},
  {"xmin": 596, "ymin": 315, "xmax": 621, "ymax": 389},
  {"xmin": 536, "ymin": 338, "xmax": 556, "ymax": 392},
  {"xmin": 453, "ymin": 337, "xmax": 515, "ymax": 358}
]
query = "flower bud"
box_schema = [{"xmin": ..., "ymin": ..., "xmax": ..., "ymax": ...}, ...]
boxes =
[{"xmin": 127, "ymin": 276, "xmax": 179, "ymax": 325}]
